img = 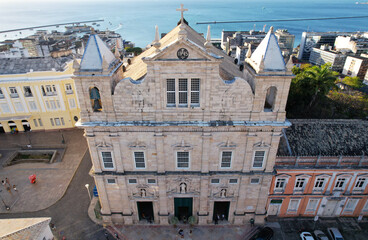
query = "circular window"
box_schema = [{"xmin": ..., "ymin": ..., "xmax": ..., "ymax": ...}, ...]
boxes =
[
  {"xmin": 177, "ymin": 48, "xmax": 189, "ymax": 60},
  {"xmin": 74, "ymin": 116, "xmax": 78, "ymax": 121}
]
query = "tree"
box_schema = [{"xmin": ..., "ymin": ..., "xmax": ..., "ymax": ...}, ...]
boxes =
[
  {"xmin": 341, "ymin": 76, "xmax": 363, "ymax": 89},
  {"xmin": 287, "ymin": 63, "xmax": 338, "ymax": 114}
]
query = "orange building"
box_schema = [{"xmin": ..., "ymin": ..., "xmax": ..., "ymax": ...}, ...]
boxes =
[{"xmin": 268, "ymin": 120, "xmax": 368, "ymax": 218}]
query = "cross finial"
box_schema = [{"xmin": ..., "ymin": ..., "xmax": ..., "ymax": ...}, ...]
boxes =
[{"xmin": 176, "ymin": 4, "xmax": 188, "ymax": 24}]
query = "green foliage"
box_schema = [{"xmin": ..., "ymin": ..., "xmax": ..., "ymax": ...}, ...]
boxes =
[
  {"xmin": 287, "ymin": 63, "xmax": 339, "ymax": 116},
  {"xmin": 125, "ymin": 47, "xmax": 142, "ymax": 55},
  {"xmin": 169, "ymin": 216, "xmax": 179, "ymax": 225},
  {"xmin": 341, "ymin": 76, "xmax": 363, "ymax": 89},
  {"xmin": 188, "ymin": 216, "xmax": 196, "ymax": 225}
]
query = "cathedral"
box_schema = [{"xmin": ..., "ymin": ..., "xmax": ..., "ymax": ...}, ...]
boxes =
[{"xmin": 73, "ymin": 6, "xmax": 293, "ymax": 225}]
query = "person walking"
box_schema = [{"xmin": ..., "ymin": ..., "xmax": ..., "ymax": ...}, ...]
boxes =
[{"xmin": 250, "ymin": 218, "xmax": 255, "ymax": 227}]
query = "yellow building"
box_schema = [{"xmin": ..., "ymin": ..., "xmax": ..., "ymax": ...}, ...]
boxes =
[{"xmin": 0, "ymin": 57, "xmax": 80, "ymax": 133}]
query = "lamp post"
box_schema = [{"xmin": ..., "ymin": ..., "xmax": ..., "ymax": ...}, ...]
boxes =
[{"xmin": 85, "ymin": 184, "xmax": 91, "ymax": 201}]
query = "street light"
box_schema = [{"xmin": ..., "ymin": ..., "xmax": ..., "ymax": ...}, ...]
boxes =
[{"xmin": 85, "ymin": 184, "xmax": 91, "ymax": 201}]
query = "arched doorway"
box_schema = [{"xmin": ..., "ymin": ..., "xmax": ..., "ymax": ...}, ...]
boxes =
[
  {"xmin": 8, "ymin": 121, "xmax": 17, "ymax": 133},
  {"xmin": 22, "ymin": 120, "xmax": 31, "ymax": 131},
  {"xmin": 0, "ymin": 123, "xmax": 4, "ymax": 133}
]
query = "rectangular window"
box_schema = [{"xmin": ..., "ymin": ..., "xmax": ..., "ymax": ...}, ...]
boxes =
[
  {"xmin": 56, "ymin": 100, "xmax": 60, "ymax": 109},
  {"xmin": 335, "ymin": 178, "xmax": 346, "ymax": 190},
  {"xmin": 177, "ymin": 151, "xmax": 189, "ymax": 168},
  {"xmin": 50, "ymin": 100, "xmax": 56, "ymax": 110},
  {"xmin": 295, "ymin": 178, "xmax": 306, "ymax": 190},
  {"xmin": 69, "ymin": 98, "xmax": 76, "ymax": 109},
  {"xmin": 65, "ymin": 83, "xmax": 73, "ymax": 94},
  {"xmin": 363, "ymin": 200, "xmax": 368, "ymax": 211},
  {"xmin": 44, "ymin": 85, "xmax": 57, "ymax": 96},
  {"xmin": 45, "ymin": 100, "xmax": 50, "ymax": 109},
  {"xmin": 24, "ymin": 86, "xmax": 33, "ymax": 97},
  {"xmin": 1, "ymin": 103, "xmax": 11, "ymax": 113},
  {"xmin": 134, "ymin": 152, "xmax": 145, "ymax": 168},
  {"xmin": 166, "ymin": 79, "xmax": 175, "ymax": 106},
  {"xmin": 101, "ymin": 152, "xmax": 114, "ymax": 169},
  {"xmin": 9, "ymin": 87, "xmax": 18, "ymax": 98},
  {"xmin": 107, "ymin": 179, "xmax": 116, "ymax": 184},
  {"xmin": 190, "ymin": 78, "xmax": 200, "ymax": 106},
  {"xmin": 128, "ymin": 179, "xmax": 137, "ymax": 184},
  {"xmin": 355, "ymin": 178, "xmax": 366, "ymax": 190},
  {"xmin": 251, "ymin": 178, "xmax": 260, "ymax": 184},
  {"xmin": 29, "ymin": 101, "xmax": 37, "ymax": 111},
  {"xmin": 287, "ymin": 199, "xmax": 300, "ymax": 212},
  {"xmin": 33, "ymin": 119, "xmax": 38, "ymax": 127},
  {"xmin": 38, "ymin": 118, "xmax": 43, "ymax": 126},
  {"xmin": 147, "ymin": 179, "xmax": 156, "ymax": 184},
  {"xmin": 61, "ymin": 117, "xmax": 65, "ymax": 125},
  {"xmin": 211, "ymin": 179, "xmax": 220, "ymax": 184},
  {"xmin": 253, "ymin": 151, "xmax": 265, "ymax": 168},
  {"xmin": 14, "ymin": 102, "xmax": 24, "ymax": 112},
  {"xmin": 344, "ymin": 199, "xmax": 358, "ymax": 212},
  {"xmin": 178, "ymin": 78, "xmax": 188, "ymax": 106},
  {"xmin": 50, "ymin": 118, "xmax": 54, "ymax": 126},
  {"xmin": 275, "ymin": 178, "xmax": 286, "ymax": 191},
  {"xmin": 229, "ymin": 179, "xmax": 238, "ymax": 184},
  {"xmin": 314, "ymin": 178, "xmax": 325, "ymax": 190},
  {"xmin": 306, "ymin": 199, "xmax": 319, "ymax": 212},
  {"xmin": 221, "ymin": 151, "xmax": 232, "ymax": 168},
  {"xmin": 54, "ymin": 118, "xmax": 61, "ymax": 126}
]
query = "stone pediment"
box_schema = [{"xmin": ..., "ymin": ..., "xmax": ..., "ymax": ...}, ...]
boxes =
[{"xmin": 143, "ymin": 38, "xmax": 222, "ymax": 62}]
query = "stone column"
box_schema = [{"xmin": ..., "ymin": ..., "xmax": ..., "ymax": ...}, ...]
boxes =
[
  {"xmin": 201, "ymin": 132, "xmax": 212, "ymax": 173},
  {"xmin": 111, "ymin": 137, "xmax": 124, "ymax": 173},
  {"xmin": 85, "ymin": 136, "xmax": 102, "ymax": 173},
  {"xmin": 0, "ymin": 121, "xmax": 11, "ymax": 133},
  {"xmin": 198, "ymin": 176, "xmax": 210, "ymax": 224},
  {"xmin": 157, "ymin": 176, "xmax": 169, "ymax": 224},
  {"xmin": 118, "ymin": 177, "xmax": 133, "ymax": 224},
  {"xmin": 95, "ymin": 176, "xmax": 112, "ymax": 223},
  {"xmin": 155, "ymin": 131, "xmax": 165, "ymax": 173},
  {"xmin": 233, "ymin": 176, "xmax": 248, "ymax": 224},
  {"xmin": 254, "ymin": 175, "xmax": 270, "ymax": 224},
  {"xmin": 14, "ymin": 120, "xmax": 24, "ymax": 132}
]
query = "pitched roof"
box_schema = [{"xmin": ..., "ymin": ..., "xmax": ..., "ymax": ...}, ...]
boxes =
[
  {"xmin": 0, "ymin": 57, "xmax": 72, "ymax": 75},
  {"xmin": 122, "ymin": 23, "xmax": 243, "ymax": 81},
  {"xmin": 0, "ymin": 217, "xmax": 51, "ymax": 239},
  {"xmin": 79, "ymin": 34, "xmax": 115, "ymax": 71},
  {"xmin": 278, "ymin": 119, "xmax": 368, "ymax": 156},
  {"xmin": 249, "ymin": 27, "xmax": 286, "ymax": 72}
]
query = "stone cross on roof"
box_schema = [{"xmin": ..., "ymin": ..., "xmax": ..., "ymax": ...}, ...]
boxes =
[{"xmin": 176, "ymin": 4, "xmax": 188, "ymax": 24}]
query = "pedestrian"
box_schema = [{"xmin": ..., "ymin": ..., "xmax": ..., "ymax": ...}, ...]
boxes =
[
  {"xmin": 5, "ymin": 178, "xmax": 10, "ymax": 187},
  {"xmin": 178, "ymin": 229, "xmax": 184, "ymax": 237},
  {"xmin": 13, "ymin": 185, "xmax": 17, "ymax": 192},
  {"xmin": 105, "ymin": 231, "xmax": 109, "ymax": 240},
  {"xmin": 250, "ymin": 218, "xmax": 255, "ymax": 227},
  {"xmin": 221, "ymin": 214, "xmax": 225, "ymax": 221},
  {"xmin": 214, "ymin": 215, "xmax": 218, "ymax": 225},
  {"xmin": 115, "ymin": 233, "xmax": 120, "ymax": 239},
  {"xmin": 1, "ymin": 180, "xmax": 5, "ymax": 186}
]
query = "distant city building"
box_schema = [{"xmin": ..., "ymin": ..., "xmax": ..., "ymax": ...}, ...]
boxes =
[
  {"xmin": 0, "ymin": 40, "xmax": 30, "ymax": 59},
  {"xmin": 269, "ymin": 120, "xmax": 368, "ymax": 218},
  {"xmin": 309, "ymin": 46, "xmax": 347, "ymax": 72},
  {"xmin": 342, "ymin": 55, "xmax": 368, "ymax": 80},
  {"xmin": 0, "ymin": 57, "xmax": 80, "ymax": 133},
  {"xmin": 335, "ymin": 35, "xmax": 368, "ymax": 55},
  {"xmin": 298, "ymin": 31, "xmax": 368, "ymax": 61},
  {"xmin": 222, "ymin": 29, "xmax": 294, "ymax": 64}
]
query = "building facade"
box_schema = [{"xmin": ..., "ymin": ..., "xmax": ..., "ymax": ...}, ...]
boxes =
[
  {"xmin": 268, "ymin": 120, "xmax": 368, "ymax": 218},
  {"xmin": 0, "ymin": 57, "xmax": 80, "ymax": 133},
  {"xmin": 342, "ymin": 55, "xmax": 368, "ymax": 80},
  {"xmin": 309, "ymin": 46, "xmax": 347, "ymax": 72},
  {"xmin": 74, "ymin": 9, "xmax": 293, "ymax": 225}
]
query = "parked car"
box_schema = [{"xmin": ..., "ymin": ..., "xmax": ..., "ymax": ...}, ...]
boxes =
[
  {"xmin": 314, "ymin": 230, "xmax": 329, "ymax": 240},
  {"xmin": 300, "ymin": 232, "xmax": 315, "ymax": 240},
  {"xmin": 327, "ymin": 228, "xmax": 344, "ymax": 240},
  {"xmin": 249, "ymin": 227, "xmax": 274, "ymax": 240}
]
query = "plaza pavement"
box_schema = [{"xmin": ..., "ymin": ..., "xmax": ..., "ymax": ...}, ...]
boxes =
[{"xmin": 0, "ymin": 129, "xmax": 87, "ymax": 213}]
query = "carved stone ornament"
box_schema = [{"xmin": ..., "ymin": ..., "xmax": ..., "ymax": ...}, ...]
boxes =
[{"xmin": 177, "ymin": 48, "xmax": 189, "ymax": 60}]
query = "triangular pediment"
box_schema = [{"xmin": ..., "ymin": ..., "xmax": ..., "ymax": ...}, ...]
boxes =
[{"xmin": 145, "ymin": 38, "xmax": 221, "ymax": 62}]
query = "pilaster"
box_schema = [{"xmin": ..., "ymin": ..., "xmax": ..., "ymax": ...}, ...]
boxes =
[
  {"xmin": 198, "ymin": 176, "xmax": 209, "ymax": 224},
  {"xmin": 158, "ymin": 176, "xmax": 169, "ymax": 224},
  {"xmin": 201, "ymin": 132, "xmax": 212, "ymax": 173}
]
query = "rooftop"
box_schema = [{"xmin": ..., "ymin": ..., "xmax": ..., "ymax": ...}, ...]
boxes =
[
  {"xmin": 278, "ymin": 119, "xmax": 368, "ymax": 156},
  {"xmin": 0, "ymin": 56, "xmax": 72, "ymax": 75}
]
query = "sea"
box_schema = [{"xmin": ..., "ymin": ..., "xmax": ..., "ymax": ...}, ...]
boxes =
[{"xmin": 0, "ymin": 0, "xmax": 367, "ymax": 48}]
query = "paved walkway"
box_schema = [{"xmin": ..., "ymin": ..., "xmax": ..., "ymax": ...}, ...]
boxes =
[{"xmin": 0, "ymin": 129, "xmax": 87, "ymax": 213}]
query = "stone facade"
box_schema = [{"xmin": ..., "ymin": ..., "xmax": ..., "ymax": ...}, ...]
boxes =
[{"xmin": 73, "ymin": 11, "xmax": 293, "ymax": 225}]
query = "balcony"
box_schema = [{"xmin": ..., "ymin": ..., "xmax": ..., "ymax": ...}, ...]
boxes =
[
  {"xmin": 0, "ymin": 94, "xmax": 4, "ymax": 99},
  {"xmin": 44, "ymin": 92, "xmax": 57, "ymax": 96},
  {"xmin": 24, "ymin": 92, "xmax": 33, "ymax": 97},
  {"xmin": 65, "ymin": 89, "xmax": 73, "ymax": 95},
  {"xmin": 10, "ymin": 93, "xmax": 19, "ymax": 98}
]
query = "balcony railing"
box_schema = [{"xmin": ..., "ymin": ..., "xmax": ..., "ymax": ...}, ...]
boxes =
[
  {"xmin": 0, "ymin": 94, "xmax": 4, "ymax": 99},
  {"xmin": 24, "ymin": 92, "xmax": 33, "ymax": 97},
  {"xmin": 65, "ymin": 89, "xmax": 73, "ymax": 95},
  {"xmin": 10, "ymin": 93, "xmax": 19, "ymax": 98},
  {"xmin": 44, "ymin": 92, "xmax": 57, "ymax": 96}
]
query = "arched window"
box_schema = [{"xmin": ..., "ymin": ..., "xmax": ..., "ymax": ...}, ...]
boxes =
[
  {"xmin": 264, "ymin": 87, "xmax": 277, "ymax": 112},
  {"xmin": 90, "ymin": 87, "xmax": 102, "ymax": 112}
]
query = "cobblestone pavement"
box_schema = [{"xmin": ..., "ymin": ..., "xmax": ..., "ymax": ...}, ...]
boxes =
[{"xmin": 0, "ymin": 129, "xmax": 87, "ymax": 213}]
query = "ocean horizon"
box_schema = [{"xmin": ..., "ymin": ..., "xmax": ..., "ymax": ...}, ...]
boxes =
[{"xmin": 0, "ymin": 0, "xmax": 367, "ymax": 48}]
